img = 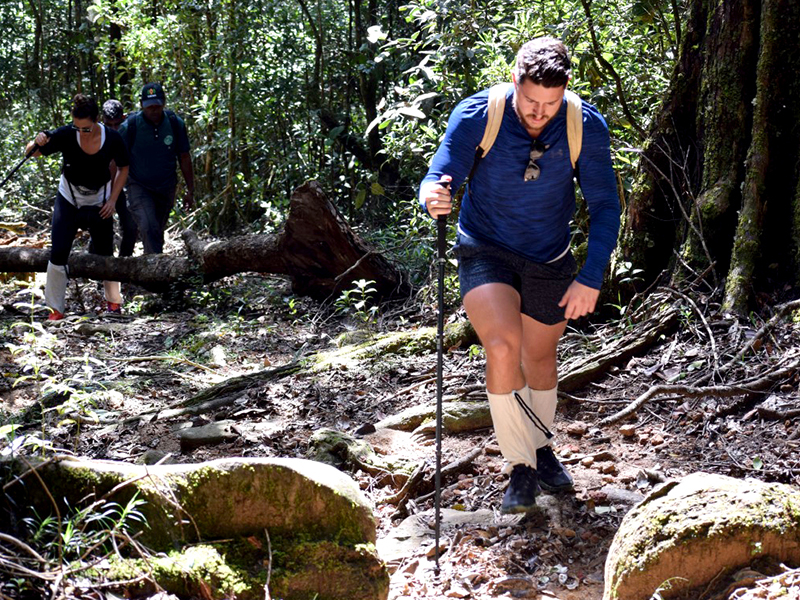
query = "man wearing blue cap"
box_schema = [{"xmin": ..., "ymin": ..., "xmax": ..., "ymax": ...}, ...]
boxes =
[{"xmin": 119, "ymin": 83, "xmax": 195, "ymax": 254}]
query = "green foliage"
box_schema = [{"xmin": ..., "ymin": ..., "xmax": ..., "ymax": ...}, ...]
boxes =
[
  {"xmin": 23, "ymin": 493, "xmax": 147, "ymax": 563},
  {"xmin": 336, "ymin": 279, "xmax": 379, "ymax": 328},
  {"xmin": 0, "ymin": 0, "xmax": 682, "ymax": 288}
]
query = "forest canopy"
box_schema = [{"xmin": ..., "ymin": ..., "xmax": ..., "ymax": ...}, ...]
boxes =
[{"xmin": 0, "ymin": 0, "xmax": 677, "ymax": 279}]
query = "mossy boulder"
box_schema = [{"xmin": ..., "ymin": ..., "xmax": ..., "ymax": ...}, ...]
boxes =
[
  {"xmin": 2, "ymin": 456, "xmax": 388, "ymax": 600},
  {"xmin": 373, "ymin": 401, "xmax": 492, "ymax": 433},
  {"xmin": 603, "ymin": 472, "xmax": 800, "ymax": 600},
  {"xmin": 310, "ymin": 321, "xmax": 477, "ymax": 371}
]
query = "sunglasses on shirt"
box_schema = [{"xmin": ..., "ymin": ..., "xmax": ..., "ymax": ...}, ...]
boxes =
[
  {"xmin": 71, "ymin": 124, "xmax": 94, "ymax": 133},
  {"xmin": 524, "ymin": 140, "xmax": 548, "ymax": 182}
]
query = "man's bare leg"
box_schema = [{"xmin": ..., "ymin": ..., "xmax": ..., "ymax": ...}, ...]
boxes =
[{"xmin": 462, "ymin": 282, "xmax": 525, "ymax": 394}]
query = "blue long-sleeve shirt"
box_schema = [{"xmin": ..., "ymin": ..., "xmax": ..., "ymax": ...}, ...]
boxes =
[{"xmin": 421, "ymin": 85, "xmax": 620, "ymax": 289}]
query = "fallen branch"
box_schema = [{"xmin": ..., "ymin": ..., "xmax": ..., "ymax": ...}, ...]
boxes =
[
  {"xmin": 559, "ymin": 305, "xmax": 680, "ymax": 392},
  {"xmin": 600, "ymin": 356, "xmax": 800, "ymax": 425},
  {"xmin": 0, "ymin": 182, "xmax": 408, "ymax": 299}
]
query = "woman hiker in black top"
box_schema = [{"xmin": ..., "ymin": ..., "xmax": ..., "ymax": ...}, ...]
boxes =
[{"xmin": 26, "ymin": 94, "xmax": 130, "ymax": 320}]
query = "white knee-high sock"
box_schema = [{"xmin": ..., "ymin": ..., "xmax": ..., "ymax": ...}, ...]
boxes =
[
  {"xmin": 527, "ymin": 385, "xmax": 558, "ymax": 450},
  {"xmin": 103, "ymin": 281, "xmax": 122, "ymax": 304},
  {"xmin": 45, "ymin": 262, "xmax": 68, "ymax": 314},
  {"xmin": 488, "ymin": 385, "xmax": 553, "ymax": 470}
]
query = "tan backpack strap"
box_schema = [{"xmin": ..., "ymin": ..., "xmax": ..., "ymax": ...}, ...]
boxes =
[
  {"xmin": 477, "ymin": 83, "xmax": 511, "ymax": 158},
  {"xmin": 564, "ymin": 89, "xmax": 583, "ymax": 170}
]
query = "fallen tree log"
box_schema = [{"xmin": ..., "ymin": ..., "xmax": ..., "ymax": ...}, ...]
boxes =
[{"xmin": 0, "ymin": 181, "xmax": 409, "ymax": 299}]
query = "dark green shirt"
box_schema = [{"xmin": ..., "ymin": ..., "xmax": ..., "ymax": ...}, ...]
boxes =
[{"xmin": 119, "ymin": 111, "xmax": 190, "ymax": 195}]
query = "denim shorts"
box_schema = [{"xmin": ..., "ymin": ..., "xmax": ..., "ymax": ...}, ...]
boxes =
[{"xmin": 453, "ymin": 231, "xmax": 576, "ymax": 325}]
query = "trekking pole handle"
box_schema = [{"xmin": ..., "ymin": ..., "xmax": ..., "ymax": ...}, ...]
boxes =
[{"xmin": 434, "ymin": 177, "xmax": 451, "ymax": 260}]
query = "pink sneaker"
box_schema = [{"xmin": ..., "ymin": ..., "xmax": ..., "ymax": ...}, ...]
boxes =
[
  {"xmin": 47, "ymin": 310, "xmax": 65, "ymax": 321},
  {"xmin": 106, "ymin": 302, "xmax": 122, "ymax": 314}
]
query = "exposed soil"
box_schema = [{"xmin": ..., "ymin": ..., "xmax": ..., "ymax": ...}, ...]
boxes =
[{"xmin": 1, "ymin": 246, "xmax": 799, "ymax": 600}]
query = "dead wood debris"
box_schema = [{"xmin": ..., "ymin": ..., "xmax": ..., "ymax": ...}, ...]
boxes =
[{"xmin": 600, "ymin": 295, "xmax": 800, "ymax": 425}]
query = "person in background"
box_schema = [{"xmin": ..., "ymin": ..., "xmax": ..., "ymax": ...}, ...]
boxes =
[
  {"xmin": 102, "ymin": 99, "xmax": 138, "ymax": 258},
  {"xmin": 118, "ymin": 83, "xmax": 194, "ymax": 254},
  {"xmin": 419, "ymin": 37, "xmax": 620, "ymax": 513},
  {"xmin": 96, "ymin": 99, "xmax": 135, "ymax": 313},
  {"xmin": 27, "ymin": 94, "xmax": 129, "ymax": 320}
]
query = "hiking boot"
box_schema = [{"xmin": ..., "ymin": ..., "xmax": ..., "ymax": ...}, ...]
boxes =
[
  {"xmin": 47, "ymin": 310, "xmax": 65, "ymax": 321},
  {"xmin": 106, "ymin": 302, "xmax": 122, "ymax": 314},
  {"xmin": 501, "ymin": 464, "xmax": 540, "ymax": 514},
  {"xmin": 536, "ymin": 445, "xmax": 574, "ymax": 492}
]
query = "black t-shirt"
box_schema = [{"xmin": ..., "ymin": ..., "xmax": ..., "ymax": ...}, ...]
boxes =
[{"xmin": 40, "ymin": 125, "xmax": 130, "ymax": 191}]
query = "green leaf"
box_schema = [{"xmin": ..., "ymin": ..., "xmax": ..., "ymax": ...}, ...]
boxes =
[
  {"xmin": 397, "ymin": 106, "xmax": 426, "ymax": 119},
  {"xmin": 371, "ymin": 182, "xmax": 385, "ymax": 196},
  {"xmin": 752, "ymin": 457, "xmax": 763, "ymax": 470},
  {"xmin": 355, "ymin": 188, "xmax": 367, "ymax": 210},
  {"xmin": 367, "ymin": 25, "xmax": 386, "ymax": 44}
]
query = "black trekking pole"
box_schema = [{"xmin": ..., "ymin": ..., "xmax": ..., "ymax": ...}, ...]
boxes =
[
  {"xmin": 0, "ymin": 143, "xmax": 38, "ymax": 191},
  {"xmin": 433, "ymin": 177, "xmax": 450, "ymax": 575}
]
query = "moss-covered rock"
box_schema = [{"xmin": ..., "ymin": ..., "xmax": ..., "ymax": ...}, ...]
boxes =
[
  {"xmin": 105, "ymin": 537, "xmax": 389, "ymax": 600},
  {"xmin": 307, "ymin": 428, "xmax": 417, "ymax": 481},
  {"xmin": 603, "ymin": 472, "xmax": 800, "ymax": 600},
  {"xmin": 1, "ymin": 456, "xmax": 389, "ymax": 600},
  {"xmin": 311, "ymin": 321, "xmax": 477, "ymax": 371},
  {"xmin": 373, "ymin": 401, "xmax": 492, "ymax": 433}
]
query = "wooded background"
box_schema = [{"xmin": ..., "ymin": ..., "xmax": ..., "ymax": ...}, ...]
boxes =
[{"xmin": 1, "ymin": 0, "xmax": 797, "ymax": 311}]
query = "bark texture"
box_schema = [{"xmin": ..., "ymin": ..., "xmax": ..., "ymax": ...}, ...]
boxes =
[
  {"xmin": 0, "ymin": 181, "xmax": 409, "ymax": 299},
  {"xmin": 619, "ymin": 0, "xmax": 800, "ymax": 312}
]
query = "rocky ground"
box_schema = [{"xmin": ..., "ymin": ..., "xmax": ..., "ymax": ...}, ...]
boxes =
[{"xmin": 1, "ymin": 247, "xmax": 799, "ymax": 599}]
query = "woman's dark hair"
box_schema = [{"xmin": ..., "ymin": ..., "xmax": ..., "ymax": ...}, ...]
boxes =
[
  {"xmin": 71, "ymin": 94, "xmax": 99, "ymax": 121},
  {"xmin": 515, "ymin": 37, "xmax": 571, "ymax": 88}
]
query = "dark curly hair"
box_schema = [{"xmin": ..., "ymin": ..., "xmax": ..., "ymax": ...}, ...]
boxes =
[
  {"xmin": 71, "ymin": 94, "xmax": 99, "ymax": 121},
  {"xmin": 515, "ymin": 37, "xmax": 571, "ymax": 88}
]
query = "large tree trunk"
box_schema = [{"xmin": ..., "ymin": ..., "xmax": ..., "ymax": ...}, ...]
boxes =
[
  {"xmin": 0, "ymin": 182, "xmax": 409, "ymax": 299},
  {"xmin": 618, "ymin": 0, "xmax": 800, "ymax": 312}
]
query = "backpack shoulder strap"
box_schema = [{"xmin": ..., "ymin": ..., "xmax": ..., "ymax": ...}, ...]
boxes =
[
  {"xmin": 477, "ymin": 83, "xmax": 510, "ymax": 158},
  {"xmin": 564, "ymin": 89, "xmax": 583, "ymax": 170},
  {"xmin": 126, "ymin": 112, "xmax": 140, "ymax": 149},
  {"xmin": 465, "ymin": 83, "xmax": 510, "ymax": 184}
]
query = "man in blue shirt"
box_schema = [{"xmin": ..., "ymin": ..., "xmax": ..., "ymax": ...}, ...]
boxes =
[
  {"xmin": 419, "ymin": 37, "xmax": 620, "ymax": 513},
  {"xmin": 119, "ymin": 83, "xmax": 195, "ymax": 254}
]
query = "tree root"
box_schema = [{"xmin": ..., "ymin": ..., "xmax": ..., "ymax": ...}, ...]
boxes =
[{"xmin": 600, "ymin": 355, "xmax": 800, "ymax": 425}]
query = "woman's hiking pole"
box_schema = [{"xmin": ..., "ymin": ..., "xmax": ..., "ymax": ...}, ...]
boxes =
[
  {"xmin": 433, "ymin": 177, "xmax": 450, "ymax": 575},
  {"xmin": 0, "ymin": 144, "xmax": 38, "ymax": 191}
]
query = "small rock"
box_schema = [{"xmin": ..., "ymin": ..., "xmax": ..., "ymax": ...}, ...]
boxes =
[
  {"xmin": 509, "ymin": 538, "xmax": 527, "ymax": 550},
  {"xmin": 553, "ymin": 527, "xmax": 576, "ymax": 538},
  {"xmin": 567, "ymin": 421, "xmax": 590, "ymax": 437},
  {"xmin": 135, "ymin": 449, "xmax": 175, "ymax": 465},
  {"xmin": 209, "ymin": 345, "xmax": 227, "ymax": 367},
  {"xmin": 591, "ymin": 450, "xmax": 619, "ymax": 462},
  {"xmin": 601, "ymin": 463, "xmax": 617, "ymax": 475},
  {"xmin": 619, "ymin": 424, "xmax": 637, "ymax": 437},
  {"xmin": 580, "ymin": 456, "xmax": 595, "ymax": 467},
  {"xmin": 353, "ymin": 423, "xmax": 376, "ymax": 436},
  {"xmin": 600, "ymin": 485, "xmax": 645, "ymax": 506},
  {"xmin": 179, "ymin": 420, "xmax": 239, "ymax": 452},
  {"xmin": 485, "ymin": 444, "xmax": 502, "ymax": 455},
  {"xmin": 650, "ymin": 433, "xmax": 665, "ymax": 445}
]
